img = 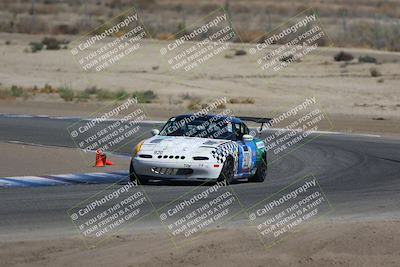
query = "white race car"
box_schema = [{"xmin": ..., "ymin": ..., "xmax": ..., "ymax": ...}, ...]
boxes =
[{"xmin": 129, "ymin": 114, "xmax": 269, "ymax": 184}]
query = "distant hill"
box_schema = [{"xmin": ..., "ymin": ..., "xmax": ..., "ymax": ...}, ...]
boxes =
[{"xmin": 0, "ymin": 0, "xmax": 399, "ymax": 51}]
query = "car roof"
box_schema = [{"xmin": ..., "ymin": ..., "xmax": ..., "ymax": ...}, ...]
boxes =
[{"xmin": 172, "ymin": 114, "xmax": 243, "ymax": 124}]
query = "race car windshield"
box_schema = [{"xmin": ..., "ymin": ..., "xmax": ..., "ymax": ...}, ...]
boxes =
[{"xmin": 159, "ymin": 117, "xmax": 237, "ymax": 140}]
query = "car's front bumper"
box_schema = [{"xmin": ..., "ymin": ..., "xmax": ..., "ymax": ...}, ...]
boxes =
[{"xmin": 132, "ymin": 157, "xmax": 223, "ymax": 181}]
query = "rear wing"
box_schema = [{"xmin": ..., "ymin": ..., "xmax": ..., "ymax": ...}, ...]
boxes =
[{"xmin": 237, "ymin": 116, "xmax": 273, "ymax": 130}]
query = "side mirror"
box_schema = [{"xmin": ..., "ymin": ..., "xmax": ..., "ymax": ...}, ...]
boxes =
[
  {"xmin": 151, "ymin": 129, "xmax": 160, "ymax": 136},
  {"xmin": 242, "ymin": 134, "xmax": 253, "ymax": 141}
]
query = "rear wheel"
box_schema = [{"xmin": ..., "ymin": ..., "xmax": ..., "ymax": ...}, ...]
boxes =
[
  {"xmin": 249, "ymin": 161, "xmax": 267, "ymax": 183},
  {"xmin": 217, "ymin": 157, "xmax": 235, "ymax": 184},
  {"xmin": 129, "ymin": 161, "xmax": 148, "ymax": 185}
]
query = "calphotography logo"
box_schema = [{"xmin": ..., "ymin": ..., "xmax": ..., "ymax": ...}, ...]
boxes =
[
  {"xmin": 156, "ymin": 180, "xmax": 244, "ymax": 246},
  {"xmin": 67, "ymin": 97, "xmax": 149, "ymax": 165},
  {"xmin": 249, "ymin": 8, "xmax": 332, "ymax": 74},
  {"xmin": 160, "ymin": 7, "xmax": 238, "ymax": 73},
  {"xmin": 70, "ymin": 7, "xmax": 149, "ymax": 72},
  {"xmin": 247, "ymin": 174, "xmax": 333, "ymax": 248},
  {"xmin": 67, "ymin": 180, "xmax": 154, "ymax": 247},
  {"xmin": 253, "ymin": 96, "xmax": 333, "ymax": 165}
]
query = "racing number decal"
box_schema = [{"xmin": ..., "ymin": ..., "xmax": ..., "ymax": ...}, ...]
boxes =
[{"xmin": 242, "ymin": 146, "xmax": 252, "ymax": 170}]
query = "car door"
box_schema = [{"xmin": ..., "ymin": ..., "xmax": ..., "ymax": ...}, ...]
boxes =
[{"xmin": 235, "ymin": 123, "xmax": 256, "ymax": 176}]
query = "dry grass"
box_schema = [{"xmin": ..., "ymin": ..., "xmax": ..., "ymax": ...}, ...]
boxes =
[
  {"xmin": 1, "ymin": 0, "xmax": 400, "ymax": 50},
  {"xmin": 187, "ymin": 97, "xmax": 202, "ymax": 110},
  {"xmin": 370, "ymin": 67, "xmax": 382, "ymax": 77},
  {"xmin": 334, "ymin": 51, "xmax": 354, "ymax": 62},
  {"xmin": 229, "ymin": 97, "xmax": 255, "ymax": 104},
  {"xmin": 0, "ymin": 84, "xmax": 157, "ymax": 103},
  {"xmin": 156, "ymin": 32, "xmax": 175, "ymax": 40}
]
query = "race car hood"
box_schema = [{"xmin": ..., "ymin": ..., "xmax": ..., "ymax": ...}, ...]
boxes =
[{"xmin": 139, "ymin": 136, "xmax": 230, "ymax": 158}]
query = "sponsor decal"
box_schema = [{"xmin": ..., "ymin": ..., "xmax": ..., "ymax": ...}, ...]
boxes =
[{"xmin": 256, "ymin": 141, "xmax": 265, "ymax": 149}]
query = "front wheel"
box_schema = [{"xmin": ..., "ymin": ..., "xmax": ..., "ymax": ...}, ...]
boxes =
[
  {"xmin": 217, "ymin": 157, "xmax": 235, "ymax": 184},
  {"xmin": 129, "ymin": 160, "xmax": 148, "ymax": 185}
]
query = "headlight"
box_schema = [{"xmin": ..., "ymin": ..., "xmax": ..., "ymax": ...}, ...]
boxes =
[{"xmin": 133, "ymin": 140, "xmax": 145, "ymax": 157}]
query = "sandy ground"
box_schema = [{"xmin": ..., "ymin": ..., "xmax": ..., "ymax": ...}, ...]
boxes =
[
  {"xmin": 0, "ymin": 33, "xmax": 399, "ymax": 128},
  {"xmin": 0, "ymin": 142, "xmax": 130, "ymax": 177},
  {"xmin": 0, "ymin": 219, "xmax": 399, "ymax": 267}
]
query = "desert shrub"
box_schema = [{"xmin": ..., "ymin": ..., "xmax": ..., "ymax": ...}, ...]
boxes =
[
  {"xmin": 156, "ymin": 32, "xmax": 174, "ymax": 40},
  {"xmin": 57, "ymin": 87, "xmax": 74, "ymax": 101},
  {"xmin": 51, "ymin": 24, "xmax": 79, "ymax": 35},
  {"xmin": 369, "ymin": 67, "xmax": 382, "ymax": 77},
  {"xmin": 84, "ymin": 86, "xmax": 99, "ymax": 95},
  {"xmin": 334, "ymin": 51, "xmax": 354, "ymax": 61},
  {"xmin": 96, "ymin": 89, "xmax": 115, "ymax": 101},
  {"xmin": 40, "ymin": 84, "xmax": 56, "ymax": 94},
  {"xmin": 75, "ymin": 91, "xmax": 90, "ymax": 102},
  {"xmin": 188, "ymin": 101, "xmax": 226, "ymax": 110},
  {"xmin": 29, "ymin": 42, "xmax": 44, "ymax": 52},
  {"xmin": 42, "ymin": 37, "xmax": 61, "ymax": 50},
  {"xmin": 5, "ymin": 40, "xmax": 11, "ymax": 45},
  {"xmin": 31, "ymin": 85, "xmax": 39, "ymax": 94},
  {"xmin": 180, "ymin": 92, "xmax": 195, "ymax": 100},
  {"xmin": 10, "ymin": 85, "xmax": 24, "ymax": 97},
  {"xmin": 215, "ymin": 102, "xmax": 226, "ymax": 109},
  {"xmin": 229, "ymin": 98, "xmax": 240, "ymax": 104},
  {"xmin": 235, "ymin": 49, "xmax": 247, "ymax": 56},
  {"xmin": 177, "ymin": 21, "xmax": 186, "ymax": 32},
  {"xmin": 168, "ymin": 95, "xmax": 182, "ymax": 105},
  {"xmin": 242, "ymin": 97, "xmax": 255, "ymax": 104},
  {"xmin": 280, "ymin": 54, "xmax": 295, "ymax": 62},
  {"xmin": 187, "ymin": 98, "xmax": 202, "ymax": 110},
  {"xmin": 132, "ymin": 90, "xmax": 157, "ymax": 103},
  {"xmin": 114, "ymin": 89, "xmax": 129, "ymax": 100},
  {"xmin": 201, "ymin": 103, "xmax": 208, "ymax": 109},
  {"xmin": 358, "ymin": 55, "xmax": 377, "ymax": 64},
  {"xmin": 229, "ymin": 97, "xmax": 255, "ymax": 104}
]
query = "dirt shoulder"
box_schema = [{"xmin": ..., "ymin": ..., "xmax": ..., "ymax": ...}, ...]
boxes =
[
  {"xmin": 0, "ymin": 34, "xmax": 399, "ymax": 138},
  {"xmin": 0, "ymin": 142, "xmax": 129, "ymax": 177},
  {"xmin": 1, "ymin": 219, "xmax": 399, "ymax": 267}
]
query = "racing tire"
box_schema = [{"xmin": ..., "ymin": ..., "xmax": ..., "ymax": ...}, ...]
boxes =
[
  {"xmin": 249, "ymin": 161, "xmax": 267, "ymax": 183},
  {"xmin": 129, "ymin": 160, "xmax": 148, "ymax": 185},
  {"xmin": 217, "ymin": 157, "xmax": 235, "ymax": 184}
]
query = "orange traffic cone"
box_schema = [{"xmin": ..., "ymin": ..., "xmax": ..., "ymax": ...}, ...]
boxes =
[
  {"xmin": 95, "ymin": 149, "xmax": 104, "ymax": 167},
  {"xmin": 101, "ymin": 153, "xmax": 106, "ymax": 165},
  {"xmin": 100, "ymin": 151, "xmax": 113, "ymax": 166},
  {"xmin": 102, "ymin": 153, "xmax": 113, "ymax": 166}
]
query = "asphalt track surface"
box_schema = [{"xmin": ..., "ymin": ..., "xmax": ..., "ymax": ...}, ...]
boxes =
[{"xmin": 0, "ymin": 115, "xmax": 399, "ymax": 238}]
